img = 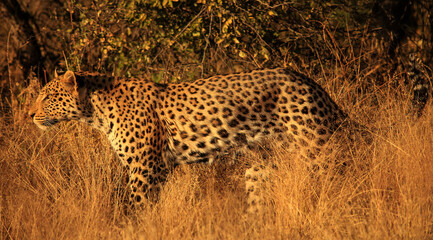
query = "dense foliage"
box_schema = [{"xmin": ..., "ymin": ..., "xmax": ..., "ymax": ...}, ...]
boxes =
[
  {"xmin": 67, "ymin": 0, "xmax": 378, "ymax": 78},
  {"xmin": 0, "ymin": 0, "xmax": 431, "ymax": 98}
]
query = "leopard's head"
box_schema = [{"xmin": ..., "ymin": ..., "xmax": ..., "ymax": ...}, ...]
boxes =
[{"xmin": 29, "ymin": 71, "xmax": 87, "ymax": 130}]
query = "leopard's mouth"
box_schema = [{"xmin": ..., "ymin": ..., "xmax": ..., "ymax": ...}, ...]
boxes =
[{"xmin": 33, "ymin": 116, "xmax": 59, "ymax": 130}]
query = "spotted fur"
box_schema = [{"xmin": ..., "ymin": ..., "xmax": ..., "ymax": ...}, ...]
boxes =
[{"xmin": 29, "ymin": 68, "xmax": 348, "ymax": 211}]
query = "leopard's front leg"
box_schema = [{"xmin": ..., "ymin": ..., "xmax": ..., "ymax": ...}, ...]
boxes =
[
  {"xmin": 106, "ymin": 105, "xmax": 170, "ymax": 207},
  {"xmin": 127, "ymin": 153, "xmax": 170, "ymax": 205}
]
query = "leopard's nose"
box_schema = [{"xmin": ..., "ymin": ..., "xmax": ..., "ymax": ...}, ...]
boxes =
[{"xmin": 29, "ymin": 111, "xmax": 35, "ymax": 119}]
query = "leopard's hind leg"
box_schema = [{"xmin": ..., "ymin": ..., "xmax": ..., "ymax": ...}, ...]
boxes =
[{"xmin": 245, "ymin": 164, "xmax": 269, "ymax": 214}]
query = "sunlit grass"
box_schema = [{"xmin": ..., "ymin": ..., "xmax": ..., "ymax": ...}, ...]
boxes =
[{"xmin": 1, "ymin": 66, "xmax": 433, "ymax": 239}]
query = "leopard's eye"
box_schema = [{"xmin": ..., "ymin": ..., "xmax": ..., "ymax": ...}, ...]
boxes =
[{"xmin": 42, "ymin": 94, "xmax": 51, "ymax": 101}]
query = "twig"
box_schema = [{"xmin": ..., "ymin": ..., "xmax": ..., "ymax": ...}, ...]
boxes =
[
  {"xmin": 151, "ymin": 5, "xmax": 208, "ymax": 65},
  {"xmin": 201, "ymin": 7, "xmax": 213, "ymax": 77},
  {"xmin": 7, "ymin": 27, "xmax": 13, "ymax": 91}
]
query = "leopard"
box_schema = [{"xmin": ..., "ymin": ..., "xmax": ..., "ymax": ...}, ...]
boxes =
[{"xmin": 29, "ymin": 68, "xmax": 349, "ymax": 213}]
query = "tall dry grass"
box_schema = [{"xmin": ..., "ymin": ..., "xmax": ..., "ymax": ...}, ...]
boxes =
[{"xmin": 1, "ymin": 62, "xmax": 433, "ymax": 239}]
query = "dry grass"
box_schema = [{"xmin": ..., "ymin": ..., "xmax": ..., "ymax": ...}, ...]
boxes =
[{"xmin": 1, "ymin": 69, "xmax": 433, "ymax": 240}]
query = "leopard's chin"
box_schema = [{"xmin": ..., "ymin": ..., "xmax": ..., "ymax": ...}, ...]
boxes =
[{"xmin": 33, "ymin": 118, "xmax": 59, "ymax": 130}]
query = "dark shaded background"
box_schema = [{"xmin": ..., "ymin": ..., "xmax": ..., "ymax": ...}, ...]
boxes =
[{"xmin": 1, "ymin": 0, "xmax": 431, "ymax": 111}]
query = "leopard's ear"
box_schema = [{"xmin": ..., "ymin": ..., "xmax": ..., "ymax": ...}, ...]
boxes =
[
  {"xmin": 61, "ymin": 71, "xmax": 78, "ymax": 95},
  {"xmin": 54, "ymin": 69, "xmax": 58, "ymax": 78}
]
